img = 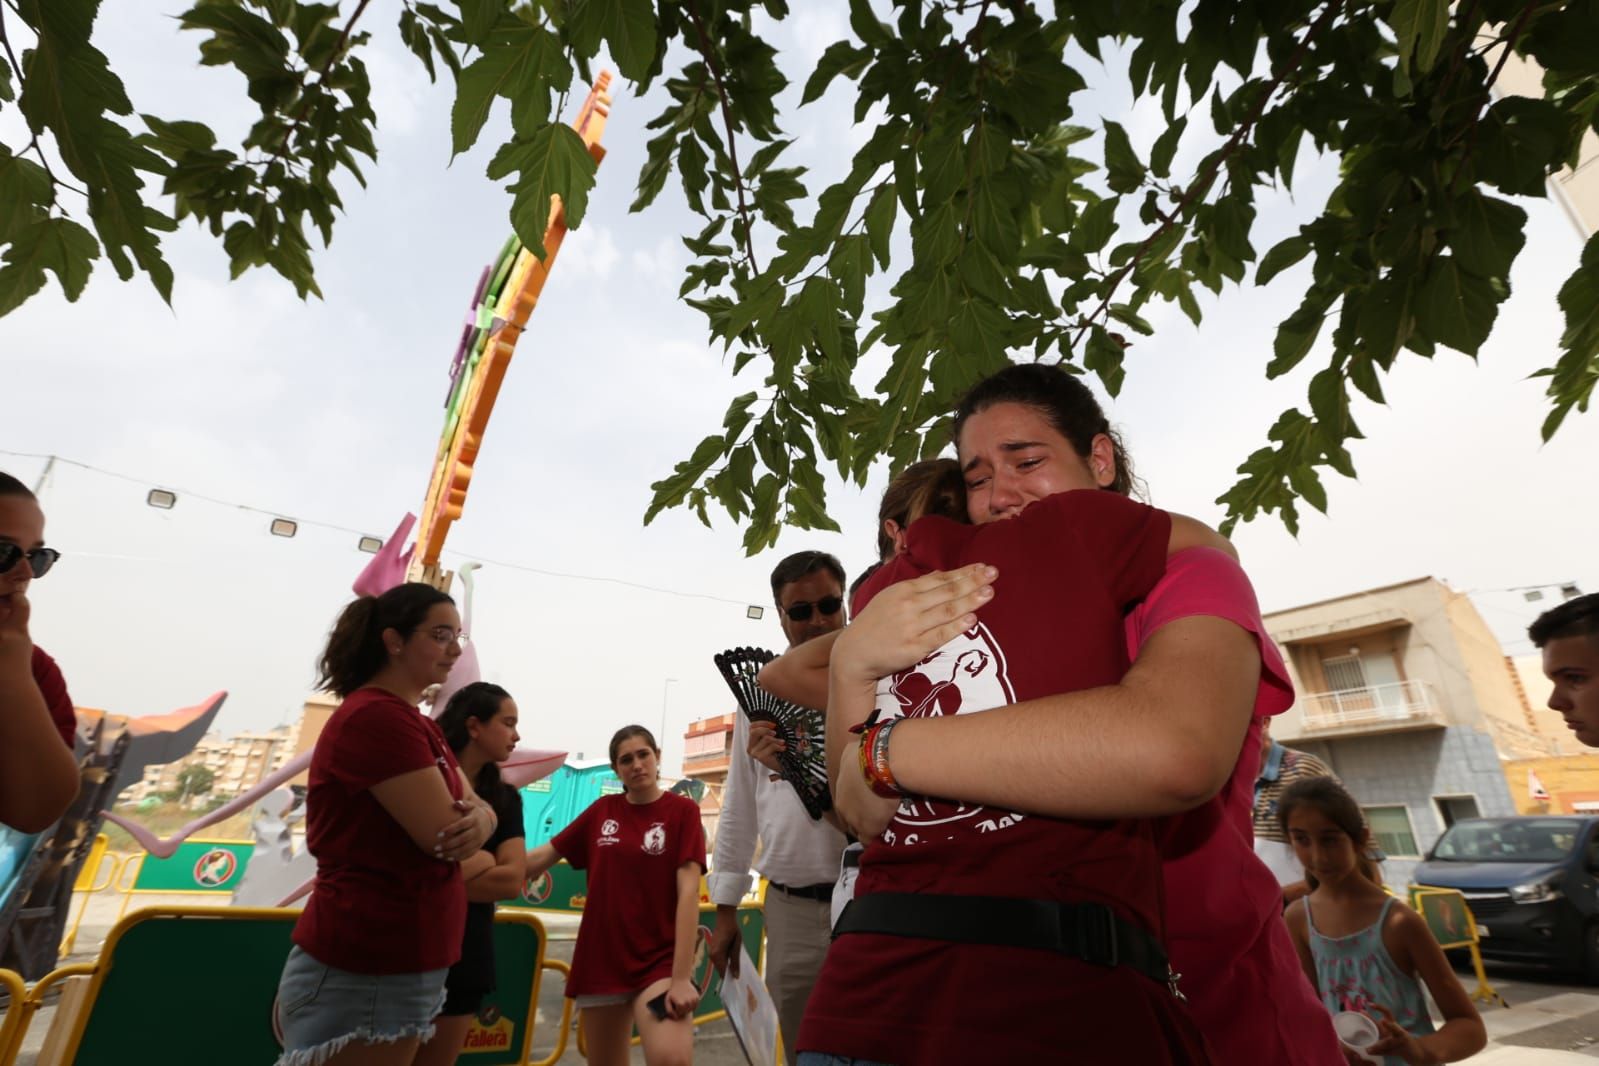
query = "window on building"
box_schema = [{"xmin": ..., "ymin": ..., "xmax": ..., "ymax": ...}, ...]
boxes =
[
  {"xmin": 1321, "ymin": 654, "xmax": 1368, "ymax": 692},
  {"xmin": 1434, "ymin": 795, "xmax": 1481, "ymax": 829},
  {"xmin": 1363, "ymin": 804, "xmax": 1420, "ymax": 857}
]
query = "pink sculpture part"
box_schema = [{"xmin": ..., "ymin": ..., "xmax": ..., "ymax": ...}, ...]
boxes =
[
  {"xmin": 351, "ymin": 513, "xmax": 417, "ymax": 598},
  {"xmin": 102, "ymin": 750, "xmax": 313, "ymax": 859},
  {"xmin": 104, "ymin": 741, "xmax": 568, "ymax": 863}
]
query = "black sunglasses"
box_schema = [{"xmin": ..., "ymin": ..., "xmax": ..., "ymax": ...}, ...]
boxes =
[
  {"xmin": 0, "ymin": 544, "xmax": 61, "ymax": 578},
  {"xmin": 784, "ymin": 596, "xmax": 842, "ymax": 623}
]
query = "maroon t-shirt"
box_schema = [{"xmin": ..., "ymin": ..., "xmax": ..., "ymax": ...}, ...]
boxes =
[
  {"xmin": 801, "ymin": 490, "xmax": 1210, "ymax": 1065},
  {"xmin": 293, "ymin": 687, "xmax": 466, "ymax": 974},
  {"xmin": 31, "ymin": 646, "xmax": 76, "ymax": 747},
  {"xmin": 553, "ymin": 791, "xmax": 706, "ymax": 996}
]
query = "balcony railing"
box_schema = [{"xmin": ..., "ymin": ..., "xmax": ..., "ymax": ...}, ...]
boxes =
[{"xmin": 1299, "ymin": 680, "xmax": 1444, "ymax": 733}]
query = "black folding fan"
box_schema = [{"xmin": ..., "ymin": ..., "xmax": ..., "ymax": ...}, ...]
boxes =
[{"xmin": 714, "ymin": 647, "xmax": 832, "ymax": 820}]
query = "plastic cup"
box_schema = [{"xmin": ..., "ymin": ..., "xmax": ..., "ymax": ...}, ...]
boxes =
[{"xmin": 1332, "ymin": 1010, "xmax": 1382, "ymax": 1064}]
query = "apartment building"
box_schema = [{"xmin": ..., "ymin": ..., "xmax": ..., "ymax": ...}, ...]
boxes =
[
  {"xmin": 1264, "ymin": 577, "xmax": 1531, "ymax": 886},
  {"xmin": 131, "ymin": 725, "xmax": 294, "ymax": 803}
]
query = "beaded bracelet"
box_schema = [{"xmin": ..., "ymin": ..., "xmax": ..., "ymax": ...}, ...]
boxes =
[{"xmin": 857, "ymin": 717, "xmax": 904, "ymax": 798}]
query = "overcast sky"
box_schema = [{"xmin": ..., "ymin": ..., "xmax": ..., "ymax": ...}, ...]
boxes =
[{"xmin": 2, "ymin": 5, "xmax": 1593, "ymax": 776}]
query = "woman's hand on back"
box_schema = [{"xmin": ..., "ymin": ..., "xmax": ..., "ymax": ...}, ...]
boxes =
[{"xmin": 832, "ymin": 564, "xmax": 997, "ymax": 686}]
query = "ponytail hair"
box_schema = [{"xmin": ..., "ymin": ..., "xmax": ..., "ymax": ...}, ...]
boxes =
[
  {"xmin": 1277, "ymin": 776, "xmax": 1383, "ymax": 889},
  {"xmin": 876, "ymin": 458, "xmax": 966, "ymax": 560},
  {"xmin": 316, "ymin": 582, "xmax": 454, "ymax": 698},
  {"xmin": 437, "ymin": 681, "xmax": 514, "ymax": 802}
]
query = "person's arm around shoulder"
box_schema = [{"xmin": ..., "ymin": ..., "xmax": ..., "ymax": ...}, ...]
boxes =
[
  {"xmin": 884, "ymin": 610, "xmax": 1259, "ymax": 818},
  {"xmin": 0, "ymin": 595, "xmax": 78, "ymax": 832},
  {"xmin": 1282, "ymin": 895, "xmax": 1320, "ymax": 993},
  {"xmin": 757, "ymin": 630, "xmax": 839, "ymax": 712},
  {"xmin": 1368, "ymin": 904, "xmax": 1486, "ymax": 1065}
]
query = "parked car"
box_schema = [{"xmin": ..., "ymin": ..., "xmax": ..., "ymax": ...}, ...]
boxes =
[{"xmin": 1411, "ymin": 815, "xmax": 1599, "ymax": 981}]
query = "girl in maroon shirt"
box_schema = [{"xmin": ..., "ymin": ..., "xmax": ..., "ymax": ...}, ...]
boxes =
[
  {"xmin": 802, "ymin": 364, "xmax": 1254, "ymax": 1064},
  {"xmin": 0, "ymin": 470, "xmax": 79, "ymax": 833},
  {"xmin": 525, "ymin": 726, "xmax": 707, "ymax": 1066},
  {"xmin": 275, "ymin": 583, "xmax": 498, "ymax": 1066}
]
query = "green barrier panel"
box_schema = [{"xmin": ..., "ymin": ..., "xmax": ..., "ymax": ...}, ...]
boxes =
[
  {"xmin": 503, "ymin": 859, "xmax": 590, "ymax": 913},
  {"xmin": 65, "ymin": 907, "xmax": 548, "ymax": 1065},
  {"xmin": 445, "ymin": 913, "xmax": 547, "ymax": 1063},
  {"xmin": 129, "ymin": 839, "xmax": 253, "ymax": 894},
  {"xmin": 1410, "ymin": 886, "xmax": 1477, "ymax": 950}
]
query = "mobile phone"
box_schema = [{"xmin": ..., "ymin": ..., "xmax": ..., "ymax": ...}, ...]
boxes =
[{"xmin": 646, "ymin": 991, "xmax": 669, "ymax": 1021}]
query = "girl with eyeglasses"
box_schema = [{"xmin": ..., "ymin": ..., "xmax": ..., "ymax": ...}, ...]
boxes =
[
  {"xmin": 275, "ymin": 583, "xmax": 499, "ymax": 1066},
  {"xmin": 0, "ymin": 471, "xmax": 79, "ymax": 832}
]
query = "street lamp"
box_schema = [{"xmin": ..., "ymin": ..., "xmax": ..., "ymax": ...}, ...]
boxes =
[{"xmin": 1520, "ymin": 581, "xmax": 1584, "ymax": 602}]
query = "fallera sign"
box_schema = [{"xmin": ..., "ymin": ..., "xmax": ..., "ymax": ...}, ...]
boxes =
[{"xmin": 462, "ymin": 1016, "xmax": 513, "ymax": 1052}]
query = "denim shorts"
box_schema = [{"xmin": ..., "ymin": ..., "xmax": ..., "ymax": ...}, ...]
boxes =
[{"xmin": 274, "ymin": 945, "xmax": 448, "ymax": 1066}]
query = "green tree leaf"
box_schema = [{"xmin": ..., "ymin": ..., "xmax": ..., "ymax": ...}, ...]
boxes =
[
  {"xmin": 1101, "ymin": 120, "xmax": 1144, "ymax": 194},
  {"xmin": 1387, "ymin": 0, "xmax": 1450, "ymax": 74},
  {"xmin": 1415, "ymin": 257, "xmax": 1501, "ymax": 357},
  {"xmin": 566, "ymin": 0, "xmax": 657, "ymax": 81},
  {"xmin": 1448, "ymin": 192, "xmax": 1527, "ymax": 281},
  {"xmin": 486, "ymin": 122, "xmax": 598, "ymax": 257},
  {"xmin": 0, "ymin": 216, "xmax": 99, "ymax": 316}
]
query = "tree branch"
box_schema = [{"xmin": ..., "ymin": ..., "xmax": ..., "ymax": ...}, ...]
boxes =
[
  {"xmin": 683, "ymin": 0, "xmax": 760, "ymax": 274},
  {"xmin": 263, "ymin": 0, "xmax": 373, "ymax": 171},
  {"xmin": 1068, "ymin": 0, "xmax": 1345, "ymax": 351},
  {"xmin": 0, "ymin": 11, "xmax": 92, "ymax": 201}
]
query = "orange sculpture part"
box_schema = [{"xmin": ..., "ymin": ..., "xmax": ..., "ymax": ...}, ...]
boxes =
[{"xmin": 412, "ymin": 73, "xmax": 614, "ymax": 572}]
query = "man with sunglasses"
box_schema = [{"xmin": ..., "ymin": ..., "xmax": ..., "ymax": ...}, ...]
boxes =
[
  {"xmin": 0, "ymin": 471, "xmax": 80, "ymax": 832},
  {"xmin": 709, "ymin": 550, "xmax": 850, "ymax": 1065}
]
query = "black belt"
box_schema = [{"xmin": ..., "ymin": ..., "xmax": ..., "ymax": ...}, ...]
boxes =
[
  {"xmin": 841, "ymin": 848, "xmax": 862, "ymax": 870},
  {"xmin": 768, "ymin": 879, "xmax": 834, "ymax": 902},
  {"xmin": 833, "ymin": 892, "xmax": 1180, "ymax": 994}
]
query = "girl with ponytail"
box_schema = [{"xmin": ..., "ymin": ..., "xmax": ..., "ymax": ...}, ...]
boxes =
[
  {"xmin": 416, "ymin": 683, "xmax": 528, "ymax": 1066},
  {"xmin": 275, "ymin": 582, "xmax": 499, "ymax": 1066}
]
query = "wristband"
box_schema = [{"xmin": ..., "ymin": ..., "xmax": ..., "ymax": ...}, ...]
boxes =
[{"xmin": 857, "ymin": 717, "xmax": 904, "ymax": 798}]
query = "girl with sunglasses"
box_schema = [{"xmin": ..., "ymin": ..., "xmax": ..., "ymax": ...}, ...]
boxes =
[
  {"xmin": 0, "ymin": 471, "xmax": 79, "ymax": 832},
  {"xmin": 275, "ymin": 582, "xmax": 498, "ymax": 1066}
]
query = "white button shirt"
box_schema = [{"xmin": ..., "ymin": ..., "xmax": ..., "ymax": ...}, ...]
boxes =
[{"xmin": 708, "ymin": 708, "xmax": 848, "ymax": 905}]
